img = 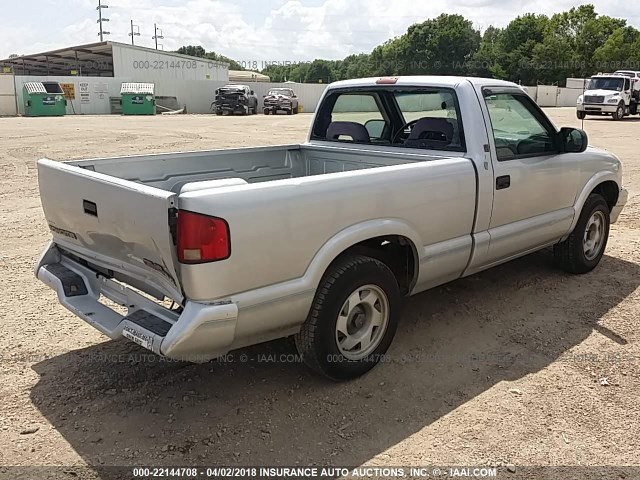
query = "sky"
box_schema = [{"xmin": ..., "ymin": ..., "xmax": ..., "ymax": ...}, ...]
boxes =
[{"xmin": 1, "ymin": 0, "xmax": 639, "ymax": 61}]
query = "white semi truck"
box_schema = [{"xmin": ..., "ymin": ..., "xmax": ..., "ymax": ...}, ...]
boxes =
[{"xmin": 577, "ymin": 71, "xmax": 640, "ymax": 120}]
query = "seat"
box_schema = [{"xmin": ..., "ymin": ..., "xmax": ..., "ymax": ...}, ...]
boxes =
[
  {"xmin": 404, "ymin": 117, "xmax": 454, "ymax": 149},
  {"xmin": 326, "ymin": 121, "xmax": 371, "ymax": 144}
]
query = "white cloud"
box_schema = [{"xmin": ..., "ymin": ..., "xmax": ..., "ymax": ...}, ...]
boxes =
[{"xmin": 1, "ymin": 0, "xmax": 639, "ymax": 61}]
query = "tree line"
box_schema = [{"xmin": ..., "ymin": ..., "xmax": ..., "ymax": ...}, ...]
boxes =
[{"xmin": 179, "ymin": 4, "xmax": 640, "ymax": 86}]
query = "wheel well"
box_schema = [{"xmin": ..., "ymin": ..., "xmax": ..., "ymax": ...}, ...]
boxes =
[
  {"xmin": 591, "ymin": 181, "xmax": 619, "ymax": 212},
  {"xmin": 333, "ymin": 236, "xmax": 418, "ymax": 295}
]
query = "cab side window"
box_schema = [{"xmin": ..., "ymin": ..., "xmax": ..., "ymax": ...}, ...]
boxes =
[{"xmin": 484, "ymin": 92, "xmax": 557, "ymax": 161}]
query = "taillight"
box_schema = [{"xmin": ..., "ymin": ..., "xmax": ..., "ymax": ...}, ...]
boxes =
[{"xmin": 177, "ymin": 210, "xmax": 230, "ymax": 264}]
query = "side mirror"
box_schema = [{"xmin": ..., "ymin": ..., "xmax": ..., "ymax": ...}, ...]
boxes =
[
  {"xmin": 560, "ymin": 127, "xmax": 588, "ymax": 153},
  {"xmin": 364, "ymin": 119, "xmax": 386, "ymax": 139}
]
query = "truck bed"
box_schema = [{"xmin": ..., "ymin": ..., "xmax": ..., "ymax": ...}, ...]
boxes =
[{"xmin": 69, "ymin": 144, "xmax": 427, "ymax": 193}]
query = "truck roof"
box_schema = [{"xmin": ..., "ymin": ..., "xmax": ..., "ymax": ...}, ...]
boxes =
[{"xmin": 327, "ymin": 76, "xmax": 521, "ymax": 90}]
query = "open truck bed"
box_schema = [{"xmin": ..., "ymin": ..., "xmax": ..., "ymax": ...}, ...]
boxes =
[{"xmin": 36, "ymin": 143, "xmax": 474, "ymax": 362}]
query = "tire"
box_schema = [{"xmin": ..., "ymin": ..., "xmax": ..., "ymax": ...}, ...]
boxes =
[
  {"xmin": 612, "ymin": 103, "xmax": 625, "ymax": 121},
  {"xmin": 287, "ymin": 107, "xmax": 293, "ymax": 115},
  {"xmin": 576, "ymin": 111, "xmax": 586, "ymax": 120},
  {"xmin": 264, "ymin": 109, "xmax": 270, "ymax": 115},
  {"xmin": 295, "ymin": 255, "xmax": 402, "ymax": 381},
  {"xmin": 554, "ymin": 194, "xmax": 610, "ymax": 274},
  {"xmin": 293, "ymin": 104, "xmax": 298, "ymax": 114}
]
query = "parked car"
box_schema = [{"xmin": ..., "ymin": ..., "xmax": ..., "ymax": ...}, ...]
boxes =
[
  {"xmin": 263, "ymin": 88, "xmax": 299, "ymax": 115},
  {"xmin": 212, "ymin": 84, "xmax": 258, "ymax": 115},
  {"xmin": 577, "ymin": 73, "xmax": 640, "ymax": 120},
  {"xmin": 35, "ymin": 76, "xmax": 627, "ymax": 380}
]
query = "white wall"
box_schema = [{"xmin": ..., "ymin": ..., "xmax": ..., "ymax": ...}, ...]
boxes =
[
  {"xmin": 557, "ymin": 88, "xmax": 583, "ymax": 107},
  {"xmin": 524, "ymin": 86, "xmax": 537, "ymax": 102},
  {"xmin": 112, "ymin": 44, "xmax": 228, "ymax": 82},
  {"xmin": 0, "ymin": 74, "xmax": 17, "ymax": 116},
  {"xmin": 13, "ymin": 76, "xmax": 328, "ymax": 115},
  {"xmin": 10, "ymin": 75, "xmax": 580, "ymax": 116},
  {"xmin": 536, "ymin": 85, "xmax": 559, "ymax": 107}
]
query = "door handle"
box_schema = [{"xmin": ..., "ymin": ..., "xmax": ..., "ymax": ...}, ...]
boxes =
[{"xmin": 496, "ymin": 175, "xmax": 511, "ymax": 190}]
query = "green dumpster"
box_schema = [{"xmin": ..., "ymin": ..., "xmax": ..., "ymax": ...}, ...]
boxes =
[
  {"xmin": 23, "ymin": 82, "xmax": 66, "ymax": 117},
  {"xmin": 121, "ymin": 83, "xmax": 156, "ymax": 115}
]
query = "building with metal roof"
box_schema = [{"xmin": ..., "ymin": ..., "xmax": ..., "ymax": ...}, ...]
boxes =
[{"xmin": 0, "ymin": 41, "xmax": 228, "ymax": 81}]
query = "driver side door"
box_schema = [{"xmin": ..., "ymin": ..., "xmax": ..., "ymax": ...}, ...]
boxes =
[{"xmin": 482, "ymin": 89, "xmax": 581, "ymax": 266}]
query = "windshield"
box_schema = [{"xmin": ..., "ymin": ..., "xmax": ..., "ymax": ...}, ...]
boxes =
[
  {"xmin": 589, "ymin": 77, "xmax": 624, "ymax": 91},
  {"xmin": 268, "ymin": 89, "xmax": 292, "ymax": 96}
]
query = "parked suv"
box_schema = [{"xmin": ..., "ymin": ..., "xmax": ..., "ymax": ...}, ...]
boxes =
[
  {"xmin": 212, "ymin": 85, "xmax": 258, "ymax": 115},
  {"xmin": 263, "ymin": 88, "xmax": 299, "ymax": 115}
]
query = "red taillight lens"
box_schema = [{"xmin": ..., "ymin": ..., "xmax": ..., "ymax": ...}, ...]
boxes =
[{"xmin": 177, "ymin": 210, "xmax": 230, "ymax": 264}]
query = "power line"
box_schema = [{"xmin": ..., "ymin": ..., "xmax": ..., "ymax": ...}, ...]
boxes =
[
  {"xmin": 153, "ymin": 24, "xmax": 165, "ymax": 50},
  {"xmin": 129, "ymin": 19, "xmax": 141, "ymax": 46},
  {"xmin": 96, "ymin": 0, "xmax": 110, "ymax": 42}
]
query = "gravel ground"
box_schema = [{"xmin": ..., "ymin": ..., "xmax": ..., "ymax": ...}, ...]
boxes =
[{"xmin": 0, "ymin": 109, "xmax": 638, "ymax": 477}]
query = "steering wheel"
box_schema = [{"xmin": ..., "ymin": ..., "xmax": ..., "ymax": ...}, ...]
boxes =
[{"xmin": 392, "ymin": 119, "xmax": 420, "ymax": 144}]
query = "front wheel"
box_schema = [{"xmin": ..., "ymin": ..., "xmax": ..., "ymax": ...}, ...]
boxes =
[
  {"xmin": 577, "ymin": 111, "xmax": 586, "ymax": 120},
  {"xmin": 295, "ymin": 255, "xmax": 401, "ymax": 381},
  {"xmin": 554, "ymin": 194, "xmax": 610, "ymax": 274},
  {"xmin": 612, "ymin": 103, "xmax": 625, "ymax": 121}
]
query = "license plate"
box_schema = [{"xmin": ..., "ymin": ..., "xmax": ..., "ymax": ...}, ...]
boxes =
[{"xmin": 122, "ymin": 325, "xmax": 153, "ymax": 350}]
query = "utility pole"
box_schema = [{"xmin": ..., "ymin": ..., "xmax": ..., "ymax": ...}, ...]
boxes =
[
  {"xmin": 97, "ymin": 0, "xmax": 110, "ymax": 42},
  {"xmin": 129, "ymin": 20, "xmax": 141, "ymax": 45},
  {"xmin": 152, "ymin": 24, "xmax": 164, "ymax": 50}
]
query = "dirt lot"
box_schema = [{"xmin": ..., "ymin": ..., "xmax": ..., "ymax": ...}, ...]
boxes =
[{"xmin": 0, "ymin": 109, "xmax": 638, "ymax": 476}]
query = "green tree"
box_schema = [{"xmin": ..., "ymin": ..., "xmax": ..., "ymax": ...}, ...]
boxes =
[
  {"xmin": 176, "ymin": 45, "xmax": 206, "ymax": 57},
  {"xmin": 304, "ymin": 60, "xmax": 332, "ymax": 83},
  {"xmin": 541, "ymin": 5, "xmax": 626, "ymax": 80},
  {"xmin": 471, "ymin": 26, "xmax": 507, "ymax": 78},
  {"xmin": 390, "ymin": 14, "xmax": 481, "ymax": 75},
  {"xmin": 175, "ymin": 45, "xmax": 244, "ymax": 71},
  {"xmin": 593, "ymin": 26, "xmax": 640, "ymax": 71},
  {"xmin": 499, "ymin": 13, "xmax": 548, "ymax": 84}
]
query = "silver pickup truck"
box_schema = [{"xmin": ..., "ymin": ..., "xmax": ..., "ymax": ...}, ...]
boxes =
[{"xmin": 35, "ymin": 76, "xmax": 628, "ymax": 380}]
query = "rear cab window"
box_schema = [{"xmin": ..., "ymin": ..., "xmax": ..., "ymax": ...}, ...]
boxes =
[{"xmin": 311, "ymin": 87, "xmax": 466, "ymax": 152}]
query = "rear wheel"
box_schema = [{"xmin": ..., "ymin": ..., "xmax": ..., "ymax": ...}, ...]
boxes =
[
  {"xmin": 554, "ymin": 194, "xmax": 610, "ymax": 274},
  {"xmin": 295, "ymin": 255, "xmax": 401, "ymax": 381},
  {"xmin": 612, "ymin": 102, "xmax": 625, "ymax": 121}
]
